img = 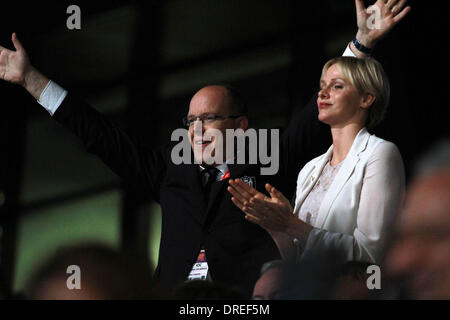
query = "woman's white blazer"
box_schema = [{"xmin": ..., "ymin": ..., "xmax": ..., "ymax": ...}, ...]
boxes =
[{"xmin": 294, "ymin": 127, "xmax": 405, "ymax": 264}]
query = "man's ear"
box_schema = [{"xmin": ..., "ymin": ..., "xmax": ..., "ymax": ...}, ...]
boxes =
[
  {"xmin": 360, "ymin": 93, "xmax": 376, "ymax": 110},
  {"xmin": 238, "ymin": 116, "xmax": 248, "ymax": 130}
]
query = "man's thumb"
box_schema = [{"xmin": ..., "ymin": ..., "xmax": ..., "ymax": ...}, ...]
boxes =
[{"xmin": 12, "ymin": 33, "xmax": 25, "ymax": 51}]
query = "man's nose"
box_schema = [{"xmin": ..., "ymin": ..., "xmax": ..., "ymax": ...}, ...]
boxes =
[{"xmin": 192, "ymin": 119, "xmax": 205, "ymax": 134}]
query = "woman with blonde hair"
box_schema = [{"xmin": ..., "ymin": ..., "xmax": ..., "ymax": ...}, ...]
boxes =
[{"xmin": 228, "ymin": 56, "xmax": 405, "ymax": 265}]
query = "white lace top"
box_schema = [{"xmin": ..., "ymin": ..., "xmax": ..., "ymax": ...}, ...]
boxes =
[{"xmin": 297, "ymin": 160, "xmax": 343, "ymax": 226}]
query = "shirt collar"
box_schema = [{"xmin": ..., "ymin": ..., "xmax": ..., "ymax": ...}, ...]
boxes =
[
  {"xmin": 198, "ymin": 151, "xmax": 241, "ymax": 180},
  {"xmin": 199, "ymin": 163, "xmax": 228, "ymax": 176}
]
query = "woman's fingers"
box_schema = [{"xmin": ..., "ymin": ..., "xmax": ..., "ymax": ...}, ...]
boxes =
[
  {"xmin": 230, "ymin": 196, "xmax": 245, "ymax": 211},
  {"xmin": 265, "ymin": 183, "xmax": 280, "ymax": 198},
  {"xmin": 244, "ymin": 213, "xmax": 262, "ymax": 225},
  {"xmin": 228, "ymin": 178, "xmax": 269, "ymax": 207},
  {"xmin": 227, "ymin": 185, "xmax": 249, "ymax": 205},
  {"xmin": 244, "ymin": 212, "xmax": 272, "ymax": 231},
  {"xmin": 232, "ymin": 195, "xmax": 267, "ymax": 220},
  {"xmin": 250, "ymin": 195, "xmax": 281, "ymax": 211},
  {"xmin": 229, "ymin": 180, "xmax": 287, "ymax": 227},
  {"xmin": 235, "ymin": 179, "xmax": 259, "ymax": 195},
  {"xmin": 228, "ymin": 180, "xmax": 253, "ymax": 201},
  {"xmin": 266, "ymin": 183, "xmax": 291, "ymax": 204},
  {"xmin": 243, "ymin": 204, "xmax": 265, "ymax": 218},
  {"xmin": 248, "ymin": 197, "xmax": 272, "ymax": 214},
  {"xmin": 230, "ymin": 179, "xmax": 259, "ymax": 196}
]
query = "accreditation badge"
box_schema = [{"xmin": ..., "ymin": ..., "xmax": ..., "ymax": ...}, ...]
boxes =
[
  {"xmin": 187, "ymin": 249, "xmax": 209, "ymax": 281},
  {"xmin": 239, "ymin": 176, "xmax": 256, "ymax": 188}
]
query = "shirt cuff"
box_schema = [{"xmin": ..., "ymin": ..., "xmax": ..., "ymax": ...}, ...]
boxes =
[
  {"xmin": 342, "ymin": 44, "xmax": 356, "ymax": 58},
  {"xmin": 37, "ymin": 80, "xmax": 68, "ymax": 116}
]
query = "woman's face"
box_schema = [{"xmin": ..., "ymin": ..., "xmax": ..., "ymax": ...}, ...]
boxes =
[{"xmin": 317, "ymin": 64, "xmax": 368, "ymax": 128}]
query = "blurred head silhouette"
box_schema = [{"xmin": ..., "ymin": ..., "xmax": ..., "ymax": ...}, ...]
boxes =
[
  {"xmin": 253, "ymin": 254, "xmax": 342, "ymax": 300},
  {"xmin": 28, "ymin": 243, "xmax": 154, "ymax": 300},
  {"xmin": 384, "ymin": 139, "xmax": 450, "ymax": 299}
]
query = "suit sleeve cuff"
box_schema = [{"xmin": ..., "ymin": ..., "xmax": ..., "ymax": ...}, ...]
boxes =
[{"xmin": 37, "ymin": 80, "xmax": 68, "ymax": 116}]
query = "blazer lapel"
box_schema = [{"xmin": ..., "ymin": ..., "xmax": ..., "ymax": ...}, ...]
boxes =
[
  {"xmin": 293, "ymin": 146, "xmax": 333, "ymax": 215},
  {"xmin": 205, "ymin": 179, "xmax": 227, "ymax": 215},
  {"xmin": 176, "ymin": 163, "xmax": 208, "ymax": 226},
  {"xmin": 203, "ymin": 162, "xmax": 253, "ymax": 221},
  {"xmin": 315, "ymin": 128, "xmax": 371, "ymax": 228}
]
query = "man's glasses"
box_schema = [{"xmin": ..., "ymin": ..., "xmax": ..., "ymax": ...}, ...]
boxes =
[{"xmin": 182, "ymin": 114, "xmax": 241, "ymax": 127}]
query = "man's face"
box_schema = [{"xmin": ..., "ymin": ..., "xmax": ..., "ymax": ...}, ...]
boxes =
[
  {"xmin": 187, "ymin": 86, "xmax": 247, "ymax": 165},
  {"xmin": 384, "ymin": 168, "xmax": 450, "ymax": 299}
]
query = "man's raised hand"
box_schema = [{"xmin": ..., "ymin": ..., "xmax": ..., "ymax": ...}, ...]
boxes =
[
  {"xmin": 0, "ymin": 33, "xmax": 31, "ymax": 86},
  {"xmin": 355, "ymin": 0, "xmax": 411, "ymax": 49},
  {"xmin": 0, "ymin": 33, "xmax": 49, "ymax": 100}
]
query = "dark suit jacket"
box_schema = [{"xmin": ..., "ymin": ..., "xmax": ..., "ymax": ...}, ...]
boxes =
[{"xmin": 51, "ymin": 94, "xmax": 330, "ymax": 297}]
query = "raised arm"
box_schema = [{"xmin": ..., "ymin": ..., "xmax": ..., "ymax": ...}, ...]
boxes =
[
  {"xmin": 0, "ymin": 33, "xmax": 167, "ymax": 201},
  {"xmin": 351, "ymin": 0, "xmax": 411, "ymax": 57},
  {"xmin": 0, "ymin": 33, "xmax": 49, "ymax": 99}
]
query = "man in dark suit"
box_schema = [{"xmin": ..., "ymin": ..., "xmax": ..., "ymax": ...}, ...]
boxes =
[{"xmin": 0, "ymin": 0, "xmax": 410, "ymax": 297}]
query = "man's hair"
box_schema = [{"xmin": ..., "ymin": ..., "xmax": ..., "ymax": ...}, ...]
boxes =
[
  {"xmin": 321, "ymin": 56, "xmax": 390, "ymax": 129},
  {"xmin": 217, "ymin": 83, "xmax": 248, "ymax": 118},
  {"xmin": 259, "ymin": 259, "xmax": 285, "ymax": 276}
]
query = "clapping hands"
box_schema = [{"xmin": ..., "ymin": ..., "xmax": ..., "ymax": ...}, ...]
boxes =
[{"xmin": 228, "ymin": 179, "xmax": 296, "ymax": 234}]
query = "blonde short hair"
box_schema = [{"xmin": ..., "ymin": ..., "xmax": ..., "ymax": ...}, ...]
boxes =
[{"xmin": 321, "ymin": 56, "xmax": 390, "ymax": 128}]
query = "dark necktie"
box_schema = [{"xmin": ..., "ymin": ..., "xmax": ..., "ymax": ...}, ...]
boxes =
[{"xmin": 201, "ymin": 166, "xmax": 219, "ymax": 200}]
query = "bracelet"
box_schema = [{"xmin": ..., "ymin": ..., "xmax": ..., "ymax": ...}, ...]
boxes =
[{"xmin": 352, "ymin": 37, "xmax": 373, "ymax": 54}]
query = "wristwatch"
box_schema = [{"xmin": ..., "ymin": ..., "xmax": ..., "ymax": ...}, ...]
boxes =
[{"xmin": 352, "ymin": 37, "xmax": 373, "ymax": 54}]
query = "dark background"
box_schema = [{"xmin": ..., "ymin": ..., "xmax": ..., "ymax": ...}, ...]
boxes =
[{"xmin": 0, "ymin": 0, "xmax": 447, "ymax": 297}]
